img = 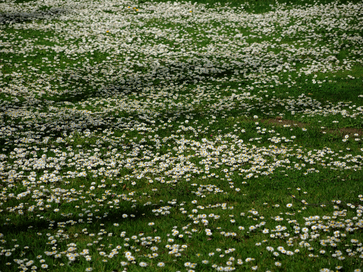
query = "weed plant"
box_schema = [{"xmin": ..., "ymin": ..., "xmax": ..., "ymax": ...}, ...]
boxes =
[{"xmin": 0, "ymin": 0, "xmax": 363, "ymax": 271}]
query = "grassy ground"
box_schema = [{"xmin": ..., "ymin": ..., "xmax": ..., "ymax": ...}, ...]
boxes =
[{"xmin": 0, "ymin": 0, "xmax": 363, "ymax": 271}]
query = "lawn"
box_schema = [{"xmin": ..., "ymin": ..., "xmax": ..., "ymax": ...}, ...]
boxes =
[{"xmin": 0, "ymin": 0, "xmax": 363, "ymax": 271}]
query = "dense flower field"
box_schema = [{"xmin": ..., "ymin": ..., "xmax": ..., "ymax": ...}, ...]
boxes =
[{"xmin": 1, "ymin": 0, "xmax": 363, "ymax": 271}]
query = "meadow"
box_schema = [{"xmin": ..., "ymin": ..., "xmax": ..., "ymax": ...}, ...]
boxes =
[{"xmin": 0, "ymin": 0, "xmax": 363, "ymax": 271}]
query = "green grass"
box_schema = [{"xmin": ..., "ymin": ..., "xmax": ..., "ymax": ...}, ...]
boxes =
[{"xmin": 1, "ymin": 0, "xmax": 363, "ymax": 271}]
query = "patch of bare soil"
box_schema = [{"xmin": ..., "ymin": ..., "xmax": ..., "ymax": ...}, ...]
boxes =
[{"xmin": 261, "ymin": 117, "xmax": 362, "ymax": 137}]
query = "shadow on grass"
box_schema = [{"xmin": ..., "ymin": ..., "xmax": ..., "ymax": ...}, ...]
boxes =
[
  {"xmin": 0, "ymin": 7, "xmax": 70, "ymax": 24},
  {"xmin": 38, "ymin": 60, "xmax": 250, "ymax": 104},
  {"xmin": 0, "ymin": 180, "xmax": 194, "ymax": 236},
  {"xmin": 0, "ymin": 205, "xmax": 147, "ymax": 235}
]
